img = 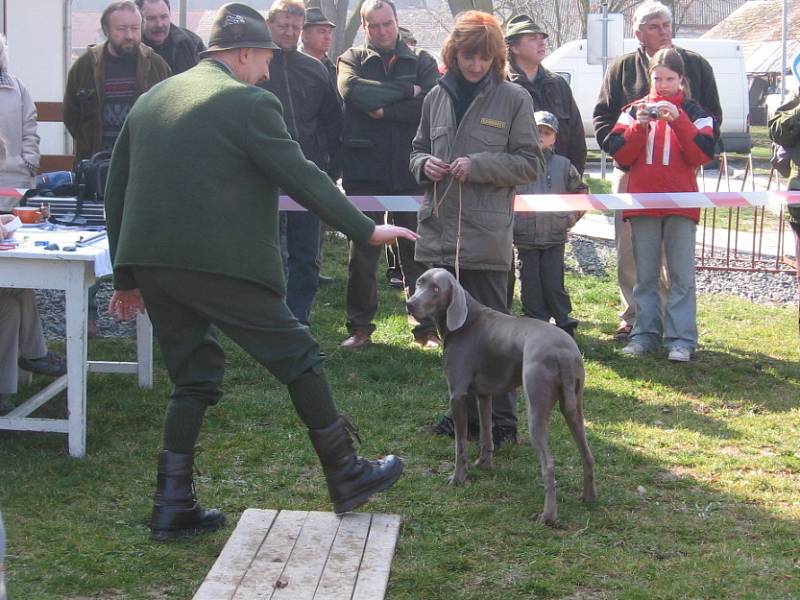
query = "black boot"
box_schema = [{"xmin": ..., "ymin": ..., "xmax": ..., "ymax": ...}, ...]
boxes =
[
  {"xmin": 149, "ymin": 450, "xmax": 226, "ymax": 542},
  {"xmin": 308, "ymin": 417, "xmax": 404, "ymax": 514}
]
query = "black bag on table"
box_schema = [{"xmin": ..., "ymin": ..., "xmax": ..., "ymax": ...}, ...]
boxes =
[{"xmin": 21, "ymin": 152, "xmax": 112, "ymax": 227}]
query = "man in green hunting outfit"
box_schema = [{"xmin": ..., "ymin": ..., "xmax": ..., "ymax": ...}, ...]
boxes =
[{"xmin": 105, "ymin": 2, "xmax": 414, "ymax": 541}]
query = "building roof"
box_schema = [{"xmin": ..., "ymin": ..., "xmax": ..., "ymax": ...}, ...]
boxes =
[{"xmin": 703, "ymin": 0, "xmax": 800, "ymax": 73}]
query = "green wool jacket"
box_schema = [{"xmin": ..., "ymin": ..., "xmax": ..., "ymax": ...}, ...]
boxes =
[
  {"xmin": 769, "ymin": 90, "xmax": 800, "ymax": 222},
  {"xmin": 105, "ymin": 59, "xmax": 375, "ymax": 294}
]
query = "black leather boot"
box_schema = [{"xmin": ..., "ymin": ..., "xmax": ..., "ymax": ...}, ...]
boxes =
[
  {"xmin": 149, "ymin": 450, "xmax": 226, "ymax": 542},
  {"xmin": 308, "ymin": 417, "xmax": 404, "ymax": 514}
]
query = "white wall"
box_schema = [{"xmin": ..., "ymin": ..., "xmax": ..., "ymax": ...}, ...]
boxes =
[{"xmin": 4, "ymin": 0, "xmax": 69, "ymax": 156}]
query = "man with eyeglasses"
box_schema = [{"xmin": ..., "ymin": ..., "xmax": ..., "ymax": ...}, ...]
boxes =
[{"xmin": 64, "ymin": 0, "xmax": 171, "ymax": 163}]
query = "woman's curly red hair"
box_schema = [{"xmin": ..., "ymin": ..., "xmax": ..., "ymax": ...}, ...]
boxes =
[{"xmin": 441, "ymin": 11, "xmax": 508, "ymax": 81}]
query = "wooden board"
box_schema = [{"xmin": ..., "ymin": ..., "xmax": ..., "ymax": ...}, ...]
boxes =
[{"xmin": 193, "ymin": 509, "xmax": 402, "ymax": 600}]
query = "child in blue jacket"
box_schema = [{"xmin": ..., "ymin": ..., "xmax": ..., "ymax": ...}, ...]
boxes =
[{"xmin": 511, "ymin": 111, "xmax": 587, "ymax": 338}]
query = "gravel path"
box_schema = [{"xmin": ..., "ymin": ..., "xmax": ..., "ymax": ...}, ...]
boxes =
[{"xmin": 35, "ymin": 234, "xmax": 798, "ymax": 342}]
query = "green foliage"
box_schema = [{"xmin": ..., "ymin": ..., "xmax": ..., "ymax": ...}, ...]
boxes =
[{"xmin": 2, "ymin": 236, "xmax": 799, "ymax": 599}]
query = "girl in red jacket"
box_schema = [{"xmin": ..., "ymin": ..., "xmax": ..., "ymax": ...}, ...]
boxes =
[{"xmin": 607, "ymin": 48, "xmax": 715, "ymax": 362}]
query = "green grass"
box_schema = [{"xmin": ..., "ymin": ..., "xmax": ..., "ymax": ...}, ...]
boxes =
[{"xmin": 2, "ymin": 237, "xmax": 799, "ymax": 599}]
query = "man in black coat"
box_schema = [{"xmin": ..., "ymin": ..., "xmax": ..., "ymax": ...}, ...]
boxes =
[
  {"xmin": 592, "ymin": 0, "xmax": 721, "ymax": 341},
  {"xmin": 136, "ymin": 0, "xmax": 205, "ymax": 74},
  {"xmin": 261, "ymin": 0, "xmax": 343, "ymax": 325},
  {"xmin": 506, "ymin": 15, "xmax": 586, "ymax": 174},
  {"xmin": 337, "ymin": 0, "xmax": 440, "ymax": 349}
]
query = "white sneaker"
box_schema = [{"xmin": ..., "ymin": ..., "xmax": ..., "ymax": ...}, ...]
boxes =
[
  {"xmin": 622, "ymin": 341, "xmax": 650, "ymax": 356},
  {"xmin": 667, "ymin": 346, "xmax": 691, "ymax": 362}
]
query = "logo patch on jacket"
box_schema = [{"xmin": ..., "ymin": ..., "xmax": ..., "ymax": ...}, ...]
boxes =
[{"xmin": 480, "ymin": 118, "xmax": 506, "ymax": 129}]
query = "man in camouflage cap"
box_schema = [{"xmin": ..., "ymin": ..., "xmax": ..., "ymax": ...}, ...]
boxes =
[{"xmin": 106, "ymin": 1, "xmax": 412, "ymax": 542}]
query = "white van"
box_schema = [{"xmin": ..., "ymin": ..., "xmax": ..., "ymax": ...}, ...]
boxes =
[{"xmin": 542, "ymin": 38, "xmax": 750, "ymax": 153}]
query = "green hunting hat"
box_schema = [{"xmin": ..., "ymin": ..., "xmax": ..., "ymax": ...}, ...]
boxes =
[
  {"xmin": 505, "ymin": 14, "xmax": 548, "ymax": 42},
  {"xmin": 200, "ymin": 2, "xmax": 279, "ymax": 56},
  {"xmin": 304, "ymin": 7, "xmax": 335, "ymax": 28}
]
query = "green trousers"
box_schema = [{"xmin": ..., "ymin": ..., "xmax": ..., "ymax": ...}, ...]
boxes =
[{"xmin": 133, "ymin": 267, "xmax": 338, "ymax": 453}]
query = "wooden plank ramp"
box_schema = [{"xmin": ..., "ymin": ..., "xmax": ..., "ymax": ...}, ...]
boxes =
[{"xmin": 193, "ymin": 509, "xmax": 402, "ymax": 600}]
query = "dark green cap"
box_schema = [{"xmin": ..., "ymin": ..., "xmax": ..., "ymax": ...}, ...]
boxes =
[
  {"xmin": 505, "ymin": 14, "xmax": 548, "ymax": 42},
  {"xmin": 304, "ymin": 7, "xmax": 335, "ymax": 29},
  {"xmin": 200, "ymin": 2, "xmax": 279, "ymax": 56}
]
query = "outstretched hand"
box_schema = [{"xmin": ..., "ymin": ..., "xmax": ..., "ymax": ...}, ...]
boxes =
[
  {"xmin": 107, "ymin": 289, "xmax": 146, "ymax": 321},
  {"xmin": 368, "ymin": 224, "xmax": 420, "ymax": 246}
]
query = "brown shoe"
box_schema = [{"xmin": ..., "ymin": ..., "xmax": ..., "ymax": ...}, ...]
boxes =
[
  {"xmin": 414, "ymin": 331, "xmax": 442, "ymax": 349},
  {"xmin": 340, "ymin": 331, "xmax": 371, "ymax": 349},
  {"xmin": 614, "ymin": 322, "xmax": 632, "ymax": 342}
]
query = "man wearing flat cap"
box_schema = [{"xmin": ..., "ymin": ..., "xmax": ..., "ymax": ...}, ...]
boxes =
[
  {"xmin": 105, "ymin": 2, "xmax": 413, "ymax": 542},
  {"xmin": 506, "ymin": 14, "xmax": 586, "ymax": 174}
]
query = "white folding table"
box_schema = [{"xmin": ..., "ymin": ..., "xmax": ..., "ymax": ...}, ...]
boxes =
[{"xmin": 0, "ymin": 226, "xmax": 152, "ymax": 457}]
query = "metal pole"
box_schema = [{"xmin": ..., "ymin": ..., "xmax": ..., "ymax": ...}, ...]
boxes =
[
  {"xmin": 64, "ymin": 0, "xmax": 72, "ymax": 155},
  {"xmin": 780, "ymin": 0, "xmax": 788, "ymax": 102},
  {"xmin": 179, "ymin": 0, "xmax": 187, "ymax": 29},
  {"xmin": 600, "ymin": 0, "xmax": 609, "ymax": 180}
]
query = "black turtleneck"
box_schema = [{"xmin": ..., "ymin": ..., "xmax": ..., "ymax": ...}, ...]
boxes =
[{"xmin": 440, "ymin": 71, "xmax": 490, "ymax": 125}]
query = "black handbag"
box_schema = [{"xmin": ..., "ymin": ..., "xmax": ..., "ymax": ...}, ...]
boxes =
[{"xmin": 75, "ymin": 150, "xmax": 112, "ymax": 201}]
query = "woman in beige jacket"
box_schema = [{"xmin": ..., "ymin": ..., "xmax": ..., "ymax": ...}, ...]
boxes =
[
  {"xmin": 0, "ymin": 33, "xmax": 39, "ymax": 208},
  {"xmin": 410, "ymin": 10, "xmax": 543, "ymax": 445}
]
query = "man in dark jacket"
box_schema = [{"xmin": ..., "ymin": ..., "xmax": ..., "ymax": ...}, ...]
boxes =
[
  {"xmin": 337, "ymin": 0, "xmax": 440, "ymax": 349},
  {"xmin": 136, "ymin": 0, "xmax": 205, "ymax": 74},
  {"xmin": 63, "ymin": 0, "xmax": 171, "ymax": 163},
  {"xmin": 260, "ymin": 0, "xmax": 343, "ymax": 325},
  {"xmin": 64, "ymin": 0, "xmax": 171, "ymax": 338},
  {"xmin": 105, "ymin": 2, "xmax": 412, "ymax": 542},
  {"xmin": 301, "ymin": 7, "xmax": 336, "ymax": 84},
  {"xmin": 506, "ymin": 15, "xmax": 586, "ymax": 174},
  {"xmin": 592, "ymin": 0, "xmax": 721, "ymax": 341}
]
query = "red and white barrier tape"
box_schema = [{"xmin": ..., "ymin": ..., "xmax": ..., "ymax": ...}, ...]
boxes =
[
  {"xmin": 10, "ymin": 188, "xmax": 799, "ymax": 213},
  {"xmin": 279, "ymin": 191, "xmax": 800, "ymax": 212}
]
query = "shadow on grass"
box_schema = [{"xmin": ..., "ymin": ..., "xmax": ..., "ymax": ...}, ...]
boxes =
[
  {"xmin": 577, "ymin": 318, "xmax": 799, "ymax": 415},
  {"xmin": 2, "ymin": 236, "xmax": 799, "ymax": 598}
]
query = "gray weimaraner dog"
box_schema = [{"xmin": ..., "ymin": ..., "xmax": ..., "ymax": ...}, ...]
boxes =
[{"xmin": 407, "ymin": 268, "xmax": 596, "ymax": 525}]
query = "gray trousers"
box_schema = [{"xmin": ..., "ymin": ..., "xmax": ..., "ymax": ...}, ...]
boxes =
[
  {"xmin": 0, "ymin": 288, "xmax": 48, "ymax": 395},
  {"xmin": 615, "ymin": 169, "xmax": 675, "ymax": 326},
  {"xmin": 440, "ymin": 268, "xmax": 517, "ymax": 429},
  {"xmin": 629, "ymin": 216, "xmax": 698, "ymax": 351},
  {"xmin": 613, "ymin": 170, "xmax": 637, "ymax": 325}
]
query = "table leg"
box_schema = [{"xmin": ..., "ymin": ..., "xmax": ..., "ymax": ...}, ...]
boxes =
[
  {"xmin": 136, "ymin": 311, "xmax": 153, "ymax": 388},
  {"xmin": 65, "ymin": 264, "xmax": 89, "ymax": 458}
]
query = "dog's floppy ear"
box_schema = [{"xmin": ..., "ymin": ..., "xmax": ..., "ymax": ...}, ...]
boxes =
[{"xmin": 445, "ymin": 272, "xmax": 467, "ymax": 331}]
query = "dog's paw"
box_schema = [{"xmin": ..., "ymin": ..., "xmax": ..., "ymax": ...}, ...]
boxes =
[{"xmin": 448, "ymin": 473, "xmax": 467, "ymax": 486}]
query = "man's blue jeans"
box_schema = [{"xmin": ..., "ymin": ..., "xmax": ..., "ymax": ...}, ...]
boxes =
[{"xmin": 281, "ymin": 211, "xmax": 322, "ymax": 325}]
